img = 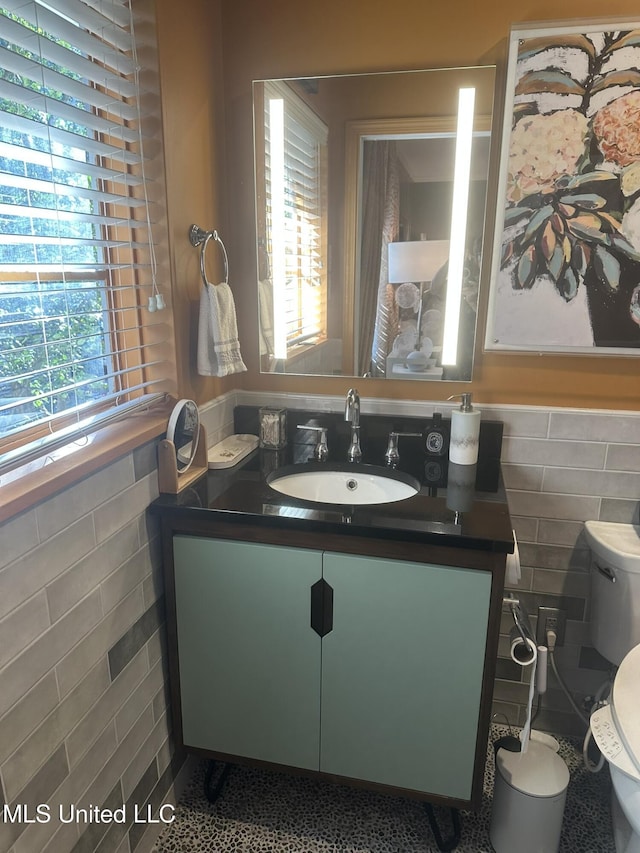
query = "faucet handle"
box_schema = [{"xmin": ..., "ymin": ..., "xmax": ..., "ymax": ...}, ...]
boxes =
[
  {"xmin": 296, "ymin": 424, "xmax": 329, "ymax": 461},
  {"xmin": 384, "ymin": 430, "xmax": 422, "ymax": 466}
]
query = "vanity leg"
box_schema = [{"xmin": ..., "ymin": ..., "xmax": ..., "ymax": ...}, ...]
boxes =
[
  {"xmin": 423, "ymin": 803, "xmax": 461, "ymax": 852},
  {"xmin": 203, "ymin": 760, "xmax": 232, "ymax": 805}
]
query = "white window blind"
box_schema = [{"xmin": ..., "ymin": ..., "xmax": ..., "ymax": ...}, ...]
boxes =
[
  {"xmin": 263, "ymin": 81, "xmax": 327, "ymax": 352},
  {"xmin": 0, "ymin": 0, "xmax": 170, "ymax": 451}
]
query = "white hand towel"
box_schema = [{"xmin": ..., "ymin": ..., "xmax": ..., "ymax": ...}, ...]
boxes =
[{"xmin": 197, "ymin": 281, "xmax": 247, "ymax": 377}]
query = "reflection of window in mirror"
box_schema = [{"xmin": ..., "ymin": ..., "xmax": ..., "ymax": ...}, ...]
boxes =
[{"xmin": 258, "ymin": 81, "xmax": 329, "ymax": 372}]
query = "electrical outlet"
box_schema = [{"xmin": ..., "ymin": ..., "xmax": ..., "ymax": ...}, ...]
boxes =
[{"xmin": 536, "ymin": 606, "xmax": 566, "ymax": 647}]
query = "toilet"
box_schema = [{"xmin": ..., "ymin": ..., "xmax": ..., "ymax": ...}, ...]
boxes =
[{"xmin": 585, "ymin": 521, "xmax": 640, "ymax": 853}]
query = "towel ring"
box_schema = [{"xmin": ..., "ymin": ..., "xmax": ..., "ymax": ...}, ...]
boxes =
[{"xmin": 189, "ymin": 224, "xmax": 229, "ymax": 288}]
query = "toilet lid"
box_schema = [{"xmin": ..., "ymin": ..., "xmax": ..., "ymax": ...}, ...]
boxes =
[{"xmin": 591, "ymin": 643, "xmax": 640, "ymax": 782}]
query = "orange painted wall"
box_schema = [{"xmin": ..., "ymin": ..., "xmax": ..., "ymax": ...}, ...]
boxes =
[
  {"xmin": 157, "ymin": 0, "xmax": 640, "ymax": 410},
  {"xmin": 154, "ymin": 0, "xmax": 238, "ymax": 405}
]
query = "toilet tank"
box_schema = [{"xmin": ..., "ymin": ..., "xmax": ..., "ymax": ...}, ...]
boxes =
[{"xmin": 584, "ymin": 521, "xmax": 640, "ymax": 667}]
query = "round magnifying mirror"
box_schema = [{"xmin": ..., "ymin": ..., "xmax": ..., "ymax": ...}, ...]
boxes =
[{"xmin": 167, "ymin": 399, "xmax": 200, "ymax": 473}]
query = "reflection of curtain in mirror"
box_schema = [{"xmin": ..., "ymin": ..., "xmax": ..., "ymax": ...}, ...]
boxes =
[{"xmin": 359, "ymin": 142, "xmax": 400, "ymax": 376}]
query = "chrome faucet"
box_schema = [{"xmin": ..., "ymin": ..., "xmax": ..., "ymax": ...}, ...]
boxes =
[{"xmin": 344, "ymin": 388, "xmax": 362, "ymax": 462}]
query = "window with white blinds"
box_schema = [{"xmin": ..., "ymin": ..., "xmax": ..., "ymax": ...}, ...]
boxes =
[
  {"xmin": 263, "ymin": 81, "xmax": 328, "ymax": 353},
  {"xmin": 0, "ymin": 0, "xmax": 170, "ymax": 454}
]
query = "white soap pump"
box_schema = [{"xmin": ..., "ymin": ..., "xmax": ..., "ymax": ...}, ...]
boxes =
[{"xmin": 448, "ymin": 393, "xmax": 481, "ymax": 465}]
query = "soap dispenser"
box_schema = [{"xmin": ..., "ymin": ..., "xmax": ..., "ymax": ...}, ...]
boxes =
[{"xmin": 448, "ymin": 393, "xmax": 481, "ymax": 465}]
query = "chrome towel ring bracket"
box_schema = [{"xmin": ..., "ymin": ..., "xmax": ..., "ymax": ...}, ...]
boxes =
[{"xmin": 189, "ymin": 224, "xmax": 229, "ymax": 288}]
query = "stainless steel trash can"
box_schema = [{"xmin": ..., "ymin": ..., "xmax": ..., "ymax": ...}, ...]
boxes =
[{"xmin": 490, "ymin": 739, "xmax": 570, "ymax": 853}]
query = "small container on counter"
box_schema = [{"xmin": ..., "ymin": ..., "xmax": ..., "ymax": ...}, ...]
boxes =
[
  {"xmin": 424, "ymin": 411, "xmax": 449, "ymax": 457},
  {"xmin": 259, "ymin": 406, "xmax": 288, "ymax": 449}
]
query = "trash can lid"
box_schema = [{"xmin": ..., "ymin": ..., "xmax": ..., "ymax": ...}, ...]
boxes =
[{"xmin": 496, "ymin": 740, "xmax": 570, "ymax": 798}]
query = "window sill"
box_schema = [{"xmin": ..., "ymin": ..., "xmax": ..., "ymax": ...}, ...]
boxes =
[{"xmin": 0, "ymin": 403, "xmax": 173, "ymax": 525}]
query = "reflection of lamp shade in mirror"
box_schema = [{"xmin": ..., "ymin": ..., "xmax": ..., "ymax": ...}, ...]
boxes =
[{"xmin": 388, "ymin": 240, "xmax": 450, "ymax": 285}]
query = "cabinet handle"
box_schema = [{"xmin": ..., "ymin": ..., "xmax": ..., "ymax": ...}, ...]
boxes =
[{"xmin": 310, "ymin": 579, "xmax": 333, "ymax": 637}]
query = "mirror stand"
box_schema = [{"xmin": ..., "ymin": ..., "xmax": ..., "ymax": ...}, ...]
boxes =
[{"xmin": 157, "ymin": 423, "xmax": 208, "ymax": 494}]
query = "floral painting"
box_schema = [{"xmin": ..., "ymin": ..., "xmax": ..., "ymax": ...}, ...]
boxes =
[{"xmin": 486, "ymin": 21, "xmax": 640, "ymax": 353}]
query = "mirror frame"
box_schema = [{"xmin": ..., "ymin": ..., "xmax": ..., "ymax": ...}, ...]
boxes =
[{"xmin": 166, "ymin": 398, "xmax": 200, "ymax": 473}]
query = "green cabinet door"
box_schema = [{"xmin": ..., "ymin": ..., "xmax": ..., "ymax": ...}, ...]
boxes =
[
  {"xmin": 173, "ymin": 536, "xmax": 322, "ymax": 770},
  {"xmin": 320, "ymin": 552, "xmax": 491, "ymax": 800}
]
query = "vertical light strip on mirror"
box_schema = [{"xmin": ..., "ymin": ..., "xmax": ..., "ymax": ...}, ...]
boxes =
[
  {"xmin": 269, "ymin": 98, "xmax": 288, "ymax": 359},
  {"xmin": 442, "ymin": 87, "xmax": 476, "ymax": 366}
]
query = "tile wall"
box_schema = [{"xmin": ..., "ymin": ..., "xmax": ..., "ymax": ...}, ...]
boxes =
[
  {"xmin": 0, "ymin": 442, "xmax": 189, "ymax": 853},
  {"xmin": 0, "ymin": 390, "xmax": 637, "ymax": 853}
]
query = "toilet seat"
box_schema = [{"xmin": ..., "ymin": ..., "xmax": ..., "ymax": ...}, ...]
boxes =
[{"xmin": 591, "ymin": 643, "xmax": 640, "ymax": 782}]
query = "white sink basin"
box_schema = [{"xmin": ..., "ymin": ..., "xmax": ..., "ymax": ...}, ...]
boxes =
[{"xmin": 267, "ymin": 463, "xmax": 420, "ymax": 506}]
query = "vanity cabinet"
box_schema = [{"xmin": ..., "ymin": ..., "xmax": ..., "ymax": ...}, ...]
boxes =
[{"xmin": 172, "ymin": 534, "xmax": 491, "ymax": 803}]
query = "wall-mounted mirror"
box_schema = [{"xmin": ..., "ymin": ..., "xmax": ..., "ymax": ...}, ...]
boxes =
[{"xmin": 253, "ymin": 66, "xmax": 496, "ymax": 382}]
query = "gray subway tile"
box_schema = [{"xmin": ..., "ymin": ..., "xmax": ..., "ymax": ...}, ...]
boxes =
[
  {"xmin": 542, "ymin": 467, "xmax": 640, "ymax": 499},
  {"xmin": 0, "ymin": 590, "xmax": 102, "ymax": 719},
  {"xmin": 488, "ymin": 407, "xmax": 550, "ymax": 438},
  {"xmin": 56, "ymin": 588, "xmax": 145, "ymax": 698},
  {"xmin": 532, "ymin": 568, "xmax": 590, "ymax": 598},
  {"xmin": 120, "ymin": 713, "xmax": 169, "ymax": 802},
  {"xmin": 36, "ymin": 456, "xmax": 134, "ymax": 541},
  {"xmin": 505, "ymin": 490, "xmax": 600, "ymax": 522},
  {"xmin": 125, "ymin": 759, "xmax": 161, "ymax": 852},
  {"xmin": 47, "ymin": 520, "xmax": 140, "ymax": 623},
  {"xmin": 549, "ymin": 410, "xmax": 640, "ymax": 443},
  {"xmin": 101, "ymin": 548, "xmax": 153, "ymax": 616},
  {"xmin": 70, "ymin": 782, "xmax": 123, "ymax": 853},
  {"xmin": 141, "ymin": 558, "xmax": 163, "ymax": 611},
  {"xmin": 96, "ymin": 822, "xmax": 131, "ymax": 853},
  {"xmin": 2, "ymin": 660, "xmax": 109, "ymax": 798},
  {"xmin": 108, "ymin": 598, "xmax": 165, "ymax": 681},
  {"xmin": 151, "ymin": 683, "xmax": 170, "ymax": 730},
  {"xmin": 92, "ymin": 708, "xmax": 155, "ymax": 809},
  {"xmin": 13, "ymin": 743, "xmax": 69, "ymax": 813},
  {"xmin": 500, "ymin": 464, "xmax": 544, "ymax": 492},
  {"xmin": 11, "ymin": 724, "xmax": 117, "ymax": 853},
  {"xmin": 94, "ymin": 475, "xmax": 159, "ymax": 545},
  {"xmin": 0, "ymin": 674, "xmax": 59, "ymax": 766},
  {"xmin": 509, "ymin": 515, "xmax": 538, "ymax": 543},
  {"xmin": 133, "ymin": 441, "xmax": 158, "ymax": 482},
  {"xmin": 599, "ymin": 499, "xmax": 640, "ymax": 524},
  {"xmin": 0, "ymin": 515, "xmax": 96, "ymax": 622},
  {"xmin": 518, "ymin": 542, "xmax": 587, "ymax": 572},
  {"xmin": 0, "ymin": 509, "xmax": 39, "ymax": 571},
  {"xmin": 502, "ymin": 436, "xmax": 606, "ymax": 469},
  {"xmin": 66, "ymin": 648, "xmax": 148, "ymax": 768},
  {"xmin": 0, "ymin": 592, "xmax": 50, "ymax": 670},
  {"xmin": 115, "ymin": 661, "xmax": 163, "ymax": 743},
  {"xmin": 606, "ymin": 443, "xmax": 640, "ymax": 472},
  {"xmin": 537, "ymin": 519, "xmax": 585, "ymax": 547}
]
